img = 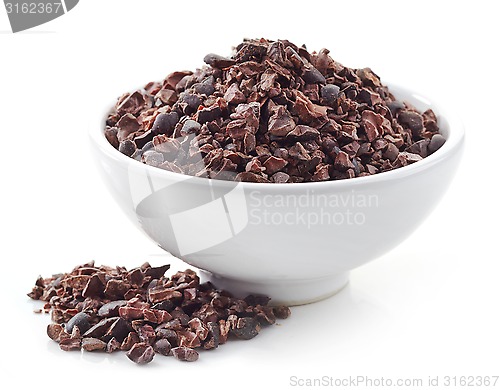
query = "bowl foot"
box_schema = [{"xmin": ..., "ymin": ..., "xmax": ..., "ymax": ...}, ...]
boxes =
[{"xmin": 199, "ymin": 271, "xmax": 350, "ymax": 306}]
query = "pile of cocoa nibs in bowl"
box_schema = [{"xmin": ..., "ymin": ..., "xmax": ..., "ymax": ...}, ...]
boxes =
[
  {"xmin": 28, "ymin": 261, "xmax": 290, "ymax": 365},
  {"xmin": 105, "ymin": 38, "xmax": 445, "ymax": 183}
]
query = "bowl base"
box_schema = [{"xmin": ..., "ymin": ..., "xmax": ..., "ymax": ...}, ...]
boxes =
[{"xmin": 199, "ymin": 271, "xmax": 350, "ymax": 306}]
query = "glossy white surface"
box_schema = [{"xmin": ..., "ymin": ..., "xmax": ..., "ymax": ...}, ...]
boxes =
[
  {"xmin": 1, "ymin": 1, "xmax": 499, "ymax": 388},
  {"xmin": 90, "ymin": 85, "xmax": 464, "ymax": 305}
]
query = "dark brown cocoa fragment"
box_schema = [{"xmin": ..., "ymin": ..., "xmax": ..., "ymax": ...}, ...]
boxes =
[
  {"xmin": 196, "ymin": 104, "xmax": 222, "ymax": 124},
  {"xmin": 361, "ymin": 110, "xmax": 383, "ymax": 142},
  {"xmin": 273, "ymin": 305, "xmax": 291, "ymax": 319},
  {"xmin": 116, "ymin": 91, "xmax": 146, "ymax": 116},
  {"xmin": 227, "ymin": 119, "xmax": 249, "ymax": 140},
  {"xmin": 82, "ymin": 337, "xmax": 107, "ymax": 352},
  {"xmin": 126, "ymin": 268, "xmax": 145, "ymax": 288},
  {"xmin": 303, "ymin": 64, "xmax": 326, "ymax": 84},
  {"xmin": 387, "ymin": 100, "xmax": 405, "ymax": 116},
  {"xmin": 293, "ymin": 90, "xmax": 328, "ymax": 123},
  {"xmin": 311, "ymin": 163, "xmax": 331, "ymax": 181},
  {"xmin": 243, "ymin": 294, "xmax": 271, "ymax": 306},
  {"xmin": 231, "ymin": 317, "xmax": 261, "ymax": 340},
  {"xmin": 394, "ymin": 151, "xmax": 423, "ymax": 167},
  {"xmin": 117, "ymin": 113, "xmax": 140, "ymax": 135},
  {"xmin": 82, "ymin": 317, "xmax": 116, "ymax": 339},
  {"xmin": 218, "ymin": 320, "xmax": 231, "ymax": 344},
  {"xmin": 268, "ymin": 106, "xmax": 296, "ymax": 137},
  {"xmin": 235, "ymin": 41, "xmax": 268, "ymax": 62},
  {"xmin": 171, "ymin": 346, "xmax": 199, "ymax": 362},
  {"xmin": 398, "ymin": 110, "xmax": 424, "ymax": 136},
  {"xmin": 177, "ymin": 330, "xmax": 201, "ymax": 348},
  {"xmin": 126, "ymin": 342, "xmax": 155, "ymax": 364},
  {"xmin": 238, "ymin": 61, "xmax": 266, "ymax": 77},
  {"xmin": 263, "ymin": 156, "xmax": 288, "ymax": 175},
  {"xmin": 289, "ymin": 142, "xmax": 311, "ymax": 161},
  {"xmin": 235, "ymin": 172, "xmax": 270, "ymax": 183},
  {"xmin": 258, "ymin": 69, "xmax": 278, "ymax": 92},
  {"xmin": 180, "ymin": 93, "xmax": 203, "ymax": 114},
  {"xmin": 203, "ymin": 53, "xmax": 236, "ymax": 69},
  {"xmin": 82, "ymin": 274, "xmax": 105, "ymax": 298},
  {"xmin": 28, "ymin": 285, "xmax": 44, "ymax": 300},
  {"xmin": 203, "ymin": 322, "xmax": 220, "ymax": 350},
  {"xmin": 65, "ymin": 312, "xmax": 91, "ymax": 334},
  {"xmin": 151, "ymin": 112, "xmax": 179, "ymax": 136},
  {"xmin": 224, "ymin": 83, "xmax": 246, "ymax": 104},
  {"xmin": 366, "ymin": 164, "xmax": 378, "ymax": 174},
  {"xmin": 160, "ymin": 318, "xmax": 182, "ymax": 331},
  {"xmin": 118, "ymin": 140, "xmax": 136, "ymax": 157},
  {"xmin": 106, "ymin": 337, "xmax": 121, "ymax": 353},
  {"xmin": 148, "ymin": 286, "xmax": 183, "ymax": 303},
  {"xmin": 188, "ymin": 318, "xmax": 209, "ymax": 341},
  {"xmin": 61, "ymin": 275, "xmax": 91, "ymax": 291},
  {"xmin": 320, "ymin": 84, "xmax": 340, "ymax": 106},
  {"xmin": 104, "ymin": 279, "xmax": 131, "ymax": 300},
  {"xmin": 243, "ymin": 132, "xmax": 257, "ymax": 154},
  {"xmin": 192, "ymin": 304, "xmax": 221, "ymax": 324},
  {"xmin": 47, "ymin": 323, "xmax": 66, "ymax": 342},
  {"xmin": 121, "ymin": 332, "xmax": 140, "ymax": 351},
  {"xmin": 254, "ymin": 305, "xmax": 276, "ymax": 325},
  {"xmin": 406, "ymin": 139, "xmax": 430, "ymax": 158},
  {"xmin": 153, "ymin": 338, "xmax": 171, "ymax": 356},
  {"xmin": 383, "ymin": 143, "xmax": 400, "ymax": 162},
  {"xmin": 104, "ymin": 127, "xmax": 119, "ymax": 149},
  {"xmin": 144, "ymin": 264, "xmax": 170, "ymax": 280},
  {"xmin": 358, "ymin": 88, "xmax": 383, "ymax": 106},
  {"xmin": 155, "ymin": 88, "xmax": 178, "ymax": 106},
  {"xmin": 153, "ymin": 136, "xmax": 180, "ymax": 160},
  {"xmin": 271, "ymin": 172, "xmax": 290, "ymax": 183},
  {"xmin": 193, "ymin": 76, "xmax": 216, "ymax": 96},
  {"xmin": 372, "ymin": 138, "xmax": 388, "ymax": 151},
  {"xmin": 101, "ymin": 318, "xmax": 130, "ymax": 342},
  {"xmin": 164, "ymin": 71, "xmax": 193, "ymax": 90},
  {"xmin": 429, "ymin": 134, "xmax": 446, "ymax": 153},
  {"xmin": 156, "ymin": 328, "xmax": 178, "ymax": 347},
  {"xmin": 59, "ymin": 337, "xmax": 81, "ymax": 351},
  {"xmin": 356, "ymin": 68, "xmax": 381, "ymax": 88},
  {"xmin": 136, "ymin": 324, "xmax": 156, "ymax": 345},
  {"xmin": 422, "ymin": 109, "xmax": 439, "ymax": 132},
  {"xmin": 334, "ymin": 151, "xmax": 355, "ymax": 171},
  {"xmin": 142, "ymin": 150, "xmax": 164, "ymax": 167},
  {"xmin": 286, "ymin": 125, "xmax": 320, "ymax": 142}
]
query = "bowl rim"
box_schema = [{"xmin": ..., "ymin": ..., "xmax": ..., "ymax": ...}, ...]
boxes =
[{"xmin": 89, "ymin": 81, "xmax": 465, "ymax": 190}]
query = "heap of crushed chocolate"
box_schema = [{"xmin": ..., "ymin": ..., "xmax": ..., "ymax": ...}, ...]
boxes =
[
  {"xmin": 105, "ymin": 38, "xmax": 445, "ymax": 183},
  {"xmin": 28, "ymin": 262, "xmax": 290, "ymax": 365}
]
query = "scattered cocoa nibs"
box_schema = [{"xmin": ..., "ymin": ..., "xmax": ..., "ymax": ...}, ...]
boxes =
[
  {"xmin": 106, "ymin": 38, "xmax": 444, "ymax": 183},
  {"xmin": 28, "ymin": 261, "xmax": 290, "ymax": 365}
]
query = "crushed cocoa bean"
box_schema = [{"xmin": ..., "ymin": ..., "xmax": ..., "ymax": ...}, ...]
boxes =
[
  {"xmin": 106, "ymin": 38, "xmax": 443, "ymax": 183},
  {"xmin": 28, "ymin": 261, "xmax": 290, "ymax": 365}
]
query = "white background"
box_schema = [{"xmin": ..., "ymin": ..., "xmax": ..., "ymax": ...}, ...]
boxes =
[{"xmin": 1, "ymin": 1, "xmax": 499, "ymax": 388}]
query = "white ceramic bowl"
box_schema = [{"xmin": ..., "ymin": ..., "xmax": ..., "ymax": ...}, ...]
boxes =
[{"xmin": 90, "ymin": 83, "xmax": 464, "ymax": 305}]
